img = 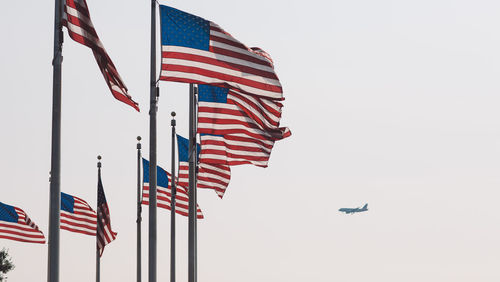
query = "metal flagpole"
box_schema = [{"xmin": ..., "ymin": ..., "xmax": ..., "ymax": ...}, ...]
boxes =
[
  {"xmin": 170, "ymin": 112, "xmax": 177, "ymax": 282},
  {"xmin": 96, "ymin": 156, "xmax": 102, "ymax": 282},
  {"xmin": 137, "ymin": 136, "xmax": 142, "ymax": 282},
  {"xmin": 148, "ymin": 0, "xmax": 158, "ymax": 280},
  {"xmin": 48, "ymin": 0, "xmax": 63, "ymax": 280},
  {"xmin": 188, "ymin": 83, "xmax": 198, "ymax": 282}
]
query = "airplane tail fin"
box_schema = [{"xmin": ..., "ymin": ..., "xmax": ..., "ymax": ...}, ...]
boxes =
[{"xmin": 362, "ymin": 203, "xmax": 368, "ymax": 210}]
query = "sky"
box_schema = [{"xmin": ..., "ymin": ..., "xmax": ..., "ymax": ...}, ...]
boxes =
[{"xmin": 1, "ymin": 0, "xmax": 500, "ymax": 281}]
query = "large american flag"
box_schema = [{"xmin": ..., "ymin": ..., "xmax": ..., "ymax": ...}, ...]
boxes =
[
  {"xmin": 62, "ymin": 0, "xmax": 139, "ymax": 111},
  {"xmin": 141, "ymin": 158, "xmax": 203, "ymax": 218},
  {"xmin": 97, "ymin": 172, "xmax": 117, "ymax": 256},
  {"xmin": 177, "ymin": 135, "xmax": 231, "ymax": 198},
  {"xmin": 159, "ymin": 5, "xmax": 283, "ymax": 100},
  {"xmin": 197, "ymin": 84, "xmax": 291, "ymax": 168},
  {"xmin": 60, "ymin": 192, "xmax": 97, "ymax": 236},
  {"xmin": 0, "ymin": 202, "xmax": 45, "ymax": 244}
]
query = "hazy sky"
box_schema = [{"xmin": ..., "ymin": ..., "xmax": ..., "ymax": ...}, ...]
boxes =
[{"xmin": 1, "ymin": 0, "xmax": 500, "ymax": 281}]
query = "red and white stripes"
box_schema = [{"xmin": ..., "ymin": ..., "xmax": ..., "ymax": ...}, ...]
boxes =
[
  {"xmin": 62, "ymin": 0, "xmax": 139, "ymax": 111},
  {"xmin": 60, "ymin": 196, "xmax": 97, "ymax": 236},
  {"xmin": 198, "ymin": 89, "xmax": 291, "ymax": 167},
  {"xmin": 142, "ymin": 172, "xmax": 204, "ymax": 219},
  {"xmin": 0, "ymin": 206, "xmax": 45, "ymax": 244},
  {"xmin": 178, "ymin": 161, "xmax": 231, "ymax": 198},
  {"xmin": 161, "ymin": 21, "xmax": 283, "ymax": 100}
]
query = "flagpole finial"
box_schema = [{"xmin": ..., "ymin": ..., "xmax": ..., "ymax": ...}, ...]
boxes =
[
  {"xmin": 171, "ymin": 112, "xmax": 176, "ymax": 126},
  {"xmin": 97, "ymin": 155, "xmax": 102, "ymax": 168},
  {"xmin": 137, "ymin": 136, "xmax": 142, "ymax": 150},
  {"xmin": 137, "ymin": 136, "xmax": 142, "ymax": 141}
]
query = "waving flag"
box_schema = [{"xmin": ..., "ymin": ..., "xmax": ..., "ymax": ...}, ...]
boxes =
[
  {"xmin": 197, "ymin": 84, "xmax": 290, "ymax": 167},
  {"xmin": 0, "ymin": 202, "xmax": 45, "ymax": 244},
  {"xmin": 60, "ymin": 192, "xmax": 97, "ymax": 236},
  {"xmin": 159, "ymin": 5, "xmax": 283, "ymax": 100},
  {"xmin": 97, "ymin": 173, "xmax": 117, "ymax": 256},
  {"xmin": 142, "ymin": 158, "xmax": 203, "ymax": 218},
  {"xmin": 62, "ymin": 0, "xmax": 139, "ymax": 111},
  {"xmin": 176, "ymin": 134, "xmax": 200, "ymax": 188},
  {"xmin": 177, "ymin": 135, "xmax": 231, "ymax": 198}
]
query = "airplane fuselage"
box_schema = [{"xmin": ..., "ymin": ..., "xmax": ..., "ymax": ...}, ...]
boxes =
[{"xmin": 339, "ymin": 204, "xmax": 368, "ymax": 214}]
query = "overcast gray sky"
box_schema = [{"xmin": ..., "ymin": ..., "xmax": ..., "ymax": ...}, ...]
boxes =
[{"xmin": 1, "ymin": 0, "xmax": 500, "ymax": 281}]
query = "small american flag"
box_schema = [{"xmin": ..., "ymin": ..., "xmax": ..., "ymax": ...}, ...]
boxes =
[
  {"xmin": 177, "ymin": 135, "xmax": 231, "ymax": 198},
  {"xmin": 60, "ymin": 192, "xmax": 97, "ymax": 236},
  {"xmin": 62, "ymin": 0, "xmax": 139, "ymax": 111},
  {"xmin": 97, "ymin": 172, "xmax": 117, "ymax": 256},
  {"xmin": 197, "ymin": 84, "xmax": 291, "ymax": 168},
  {"xmin": 159, "ymin": 5, "xmax": 282, "ymax": 100},
  {"xmin": 141, "ymin": 158, "xmax": 203, "ymax": 219},
  {"xmin": 0, "ymin": 202, "xmax": 45, "ymax": 244}
]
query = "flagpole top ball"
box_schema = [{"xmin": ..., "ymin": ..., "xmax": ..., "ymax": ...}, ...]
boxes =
[
  {"xmin": 137, "ymin": 136, "xmax": 141, "ymax": 141},
  {"xmin": 171, "ymin": 111, "xmax": 176, "ymax": 127},
  {"xmin": 97, "ymin": 155, "xmax": 102, "ymax": 160}
]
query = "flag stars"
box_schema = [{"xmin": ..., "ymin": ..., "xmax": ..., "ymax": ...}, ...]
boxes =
[
  {"xmin": 161, "ymin": 5, "xmax": 210, "ymax": 50},
  {"xmin": 0, "ymin": 204, "xmax": 18, "ymax": 222},
  {"xmin": 198, "ymin": 85, "xmax": 228, "ymax": 103}
]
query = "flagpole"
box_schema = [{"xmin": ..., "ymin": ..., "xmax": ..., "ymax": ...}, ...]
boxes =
[
  {"xmin": 96, "ymin": 156, "xmax": 102, "ymax": 282},
  {"xmin": 48, "ymin": 0, "xmax": 63, "ymax": 279},
  {"xmin": 188, "ymin": 83, "xmax": 198, "ymax": 282},
  {"xmin": 137, "ymin": 136, "xmax": 142, "ymax": 282},
  {"xmin": 170, "ymin": 112, "xmax": 177, "ymax": 282},
  {"xmin": 148, "ymin": 0, "xmax": 158, "ymax": 280}
]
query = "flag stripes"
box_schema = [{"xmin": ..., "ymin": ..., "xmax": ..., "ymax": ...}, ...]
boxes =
[
  {"xmin": 177, "ymin": 162, "xmax": 190, "ymax": 189},
  {"xmin": 177, "ymin": 135, "xmax": 231, "ymax": 198},
  {"xmin": 0, "ymin": 203, "xmax": 45, "ymax": 244},
  {"xmin": 62, "ymin": 0, "xmax": 139, "ymax": 111},
  {"xmin": 60, "ymin": 193, "xmax": 97, "ymax": 236},
  {"xmin": 198, "ymin": 163, "xmax": 231, "ymax": 198},
  {"xmin": 97, "ymin": 173, "xmax": 117, "ymax": 256},
  {"xmin": 199, "ymin": 134, "xmax": 272, "ymax": 167},
  {"xmin": 198, "ymin": 88, "xmax": 290, "ymax": 141},
  {"xmin": 197, "ymin": 85, "xmax": 291, "ymax": 167},
  {"xmin": 141, "ymin": 158, "xmax": 203, "ymax": 218},
  {"xmin": 159, "ymin": 5, "xmax": 283, "ymax": 100},
  {"xmin": 142, "ymin": 182, "xmax": 204, "ymax": 219},
  {"xmin": 178, "ymin": 161, "xmax": 231, "ymax": 198}
]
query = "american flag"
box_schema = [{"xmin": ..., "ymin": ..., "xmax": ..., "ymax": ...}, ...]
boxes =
[
  {"xmin": 177, "ymin": 135, "xmax": 231, "ymax": 198},
  {"xmin": 97, "ymin": 172, "xmax": 117, "ymax": 256},
  {"xmin": 159, "ymin": 5, "xmax": 283, "ymax": 100},
  {"xmin": 60, "ymin": 192, "xmax": 97, "ymax": 236},
  {"xmin": 0, "ymin": 202, "xmax": 45, "ymax": 244},
  {"xmin": 141, "ymin": 158, "xmax": 203, "ymax": 219},
  {"xmin": 62, "ymin": 0, "xmax": 139, "ymax": 111},
  {"xmin": 197, "ymin": 84, "xmax": 291, "ymax": 168}
]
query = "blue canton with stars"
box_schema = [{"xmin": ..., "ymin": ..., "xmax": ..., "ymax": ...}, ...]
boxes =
[
  {"xmin": 142, "ymin": 158, "xmax": 170, "ymax": 188},
  {"xmin": 177, "ymin": 135, "xmax": 200, "ymax": 163},
  {"xmin": 198, "ymin": 85, "xmax": 228, "ymax": 103},
  {"xmin": 0, "ymin": 202, "xmax": 19, "ymax": 223},
  {"xmin": 160, "ymin": 5, "xmax": 210, "ymax": 50},
  {"xmin": 60, "ymin": 192, "xmax": 75, "ymax": 213}
]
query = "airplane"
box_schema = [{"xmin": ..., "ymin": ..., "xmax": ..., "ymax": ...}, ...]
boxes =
[{"xmin": 339, "ymin": 203, "xmax": 368, "ymax": 214}]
